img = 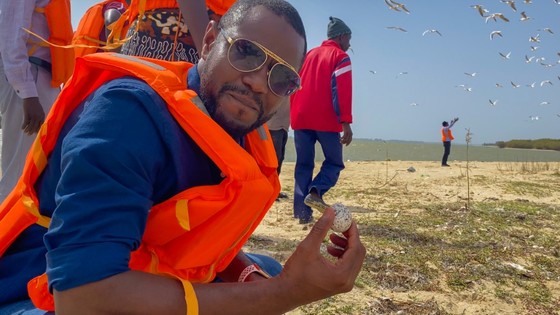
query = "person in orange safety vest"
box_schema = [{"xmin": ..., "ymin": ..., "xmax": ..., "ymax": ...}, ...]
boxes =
[
  {"xmin": 0, "ymin": 1, "xmax": 365, "ymax": 313},
  {"xmin": 441, "ymin": 117, "xmax": 459, "ymax": 167}
]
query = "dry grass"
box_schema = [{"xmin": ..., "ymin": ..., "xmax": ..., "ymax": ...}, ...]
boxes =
[{"xmin": 245, "ymin": 161, "xmax": 560, "ymax": 315}]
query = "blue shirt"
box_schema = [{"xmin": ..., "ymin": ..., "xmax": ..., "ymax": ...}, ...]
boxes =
[{"xmin": 0, "ymin": 65, "xmax": 223, "ymax": 302}]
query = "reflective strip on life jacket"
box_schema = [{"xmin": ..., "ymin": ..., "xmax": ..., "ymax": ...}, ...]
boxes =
[
  {"xmin": 0, "ymin": 53, "xmax": 279, "ymax": 310},
  {"xmin": 31, "ymin": 0, "xmax": 75, "ymax": 87}
]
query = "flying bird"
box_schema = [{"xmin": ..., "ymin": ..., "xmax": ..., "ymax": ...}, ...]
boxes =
[
  {"xmin": 410, "ymin": 102, "xmax": 418, "ymax": 106},
  {"xmin": 499, "ymin": 52, "xmax": 511, "ymax": 59},
  {"xmin": 490, "ymin": 30, "xmax": 503, "ymax": 40},
  {"xmin": 538, "ymin": 28, "xmax": 554, "ymax": 34},
  {"xmin": 369, "ymin": 70, "xmax": 377, "ymax": 75},
  {"xmin": 396, "ymin": 71, "xmax": 408, "ymax": 78},
  {"xmin": 422, "ymin": 29, "xmax": 442, "ymax": 36},
  {"xmin": 529, "ymin": 34, "xmax": 540, "ymax": 43},
  {"xmin": 386, "ymin": 26, "xmax": 407, "ymax": 32},
  {"xmin": 464, "ymin": 72, "xmax": 477, "ymax": 77},
  {"xmin": 495, "ymin": 83, "xmax": 504, "ymax": 88},
  {"xmin": 525, "ymin": 55, "xmax": 535, "ymax": 63},
  {"xmin": 501, "ymin": 0, "xmax": 517, "ymax": 11},
  {"xmin": 540, "ymin": 80, "xmax": 553, "ymax": 86},
  {"xmin": 530, "ymin": 46, "xmax": 539, "ymax": 51},
  {"xmin": 527, "ymin": 82, "xmax": 536, "ymax": 88},
  {"xmin": 539, "ymin": 101, "xmax": 550, "ymax": 105},
  {"xmin": 384, "ymin": 0, "xmax": 411, "ymax": 14},
  {"xmin": 529, "ymin": 115, "xmax": 539, "ymax": 121},
  {"xmin": 524, "ymin": 0, "xmax": 532, "ymax": 3},
  {"xmin": 486, "ymin": 13, "xmax": 510, "ymax": 23},
  {"xmin": 520, "ymin": 11, "xmax": 531, "ymax": 21},
  {"xmin": 471, "ymin": 5, "xmax": 489, "ymax": 17},
  {"xmin": 511, "ymin": 81, "xmax": 520, "ymax": 88},
  {"xmin": 489, "ymin": 99, "xmax": 498, "ymax": 106}
]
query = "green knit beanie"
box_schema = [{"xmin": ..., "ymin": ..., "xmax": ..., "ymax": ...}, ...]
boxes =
[{"xmin": 327, "ymin": 16, "xmax": 351, "ymax": 39}]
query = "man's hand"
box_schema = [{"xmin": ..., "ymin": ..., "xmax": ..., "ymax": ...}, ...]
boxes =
[
  {"xmin": 340, "ymin": 123, "xmax": 353, "ymax": 146},
  {"xmin": 279, "ymin": 208, "xmax": 366, "ymax": 305},
  {"xmin": 22, "ymin": 97, "xmax": 45, "ymax": 135}
]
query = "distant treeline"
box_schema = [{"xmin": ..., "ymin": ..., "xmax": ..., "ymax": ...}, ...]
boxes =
[{"xmin": 485, "ymin": 139, "xmax": 560, "ymax": 151}]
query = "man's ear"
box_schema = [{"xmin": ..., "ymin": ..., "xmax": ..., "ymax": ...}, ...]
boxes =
[{"xmin": 200, "ymin": 20, "xmax": 219, "ymax": 61}]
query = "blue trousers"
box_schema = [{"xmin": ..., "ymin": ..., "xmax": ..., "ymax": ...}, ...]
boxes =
[
  {"xmin": 0, "ymin": 254, "xmax": 281, "ymax": 314},
  {"xmin": 293, "ymin": 129, "xmax": 345, "ymax": 220}
]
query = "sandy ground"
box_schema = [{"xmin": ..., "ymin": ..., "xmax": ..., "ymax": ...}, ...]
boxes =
[{"xmin": 245, "ymin": 160, "xmax": 560, "ymax": 315}]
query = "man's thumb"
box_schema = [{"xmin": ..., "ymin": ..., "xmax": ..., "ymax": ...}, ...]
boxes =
[{"xmin": 307, "ymin": 208, "xmax": 335, "ymax": 245}]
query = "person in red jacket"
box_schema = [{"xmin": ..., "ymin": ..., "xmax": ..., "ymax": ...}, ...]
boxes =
[{"xmin": 290, "ymin": 16, "xmax": 353, "ymax": 224}]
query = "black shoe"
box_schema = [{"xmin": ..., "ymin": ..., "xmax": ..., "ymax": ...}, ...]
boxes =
[
  {"xmin": 278, "ymin": 192, "xmax": 288, "ymax": 199},
  {"xmin": 442, "ymin": 164, "xmax": 451, "ymax": 167}
]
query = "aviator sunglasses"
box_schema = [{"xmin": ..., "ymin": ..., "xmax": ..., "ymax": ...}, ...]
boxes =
[{"xmin": 221, "ymin": 30, "xmax": 302, "ymax": 97}]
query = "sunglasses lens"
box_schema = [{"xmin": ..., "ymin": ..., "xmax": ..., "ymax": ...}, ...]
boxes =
[
  {"xmin": 269, "ymin": 64, "xmax": 301, "ymax": 96},
  {"xmin": 229, "ymin": 39, "xmax": 267, "ymax": 71}
]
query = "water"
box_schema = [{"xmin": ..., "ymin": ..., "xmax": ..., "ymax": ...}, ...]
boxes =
[{"xmin": 283, "ymin": 138, "xmax": 560, "ymax": 162}]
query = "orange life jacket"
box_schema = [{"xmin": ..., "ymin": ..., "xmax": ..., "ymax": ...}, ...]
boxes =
[
  {"xmin": 30, "ymin": 0, "xmax": 75, "ymax": 87},
  {"xmin": 72, "ymin": 0, "xmax": 130, "ymax": 58},
  {"xmin": 0, "ymin": 53, "xmax": 280, "ymax": 311},
  {"xmin": 441, "ymin": 127, "xmax": 454, "ymax": 142}
]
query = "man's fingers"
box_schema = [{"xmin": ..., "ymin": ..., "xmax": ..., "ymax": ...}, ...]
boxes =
[{"xmin": 305, "ymin": 208, "xmax": 335, "ymax": 247}]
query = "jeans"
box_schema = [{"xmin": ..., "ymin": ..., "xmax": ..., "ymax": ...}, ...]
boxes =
[
  {"xmin": 442, "ymin": 141, "xmax": 451, "ymax": 165},
  {"xmin": 293, "ymin": 129, "xmax": 344, "ymax": 220},
  {"xmin": 269, "ymin": 129, "xmax": 288, "ymax": 175}
]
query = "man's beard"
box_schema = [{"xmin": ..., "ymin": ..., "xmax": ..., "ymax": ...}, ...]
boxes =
[{"xmin": 199, "ymin": 83, "xmax": 272, "ymax": 139}]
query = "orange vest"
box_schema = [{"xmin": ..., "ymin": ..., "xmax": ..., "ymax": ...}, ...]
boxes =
[
  {"xmin": 441, "ymin": 127, "xmax": 454, "ymax": 142},
  {"xmin": 72, "ymin": 0, "xmax": 130, "ymax": 58},
  {"xmin": 0, "ymin": 53, "xmax": 279, "ymax": 311},
  {"xmin": 30, "ymin": 0, "xmax": 75, "ymax": 87}
]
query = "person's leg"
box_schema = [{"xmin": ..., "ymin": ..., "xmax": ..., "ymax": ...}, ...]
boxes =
[
  {"xmin": 442, "ymin": 141, "xmax": 451, "ymax": 166},
  {"xmin": 310, "ymin": 131, "xmax": 344, "ymax": 197},
  {"xmin": 0, "ymin": 65, "xmax": 58, "ymax": 202},
  {"xmin": 293, "ymin": 129, "xmax": 316, "ymax": 222},
  {"xmin": 269, "ymin": 129, "xmax": 288, "ymax": 175},
  {"xmin": 0, "ymin": 299, "xmax": 53, "ymax": 315}
]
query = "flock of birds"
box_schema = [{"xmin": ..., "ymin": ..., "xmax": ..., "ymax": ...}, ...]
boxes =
[{"xmin": 373, "ymin": 0, "xmax": 560, "ymax": 121}]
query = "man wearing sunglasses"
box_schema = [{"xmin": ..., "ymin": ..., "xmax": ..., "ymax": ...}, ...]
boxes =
[
  {"xmin": 291, "ymin": 16, "xmax": 354, "ymax": 225},
  {"xmin": 0, "ymin": 0, "xmax": 365, "ymax": 314}
]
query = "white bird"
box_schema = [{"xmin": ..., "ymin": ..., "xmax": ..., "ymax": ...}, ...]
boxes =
[
  {"xmin": 554, "ymin": 0, "xmax": 560, "ymax": 4},
  {"xmin": 464, "ymin": 72, "xmax": 477, "ymax": 77},
  {"xmin": 410, "ymin": 102, "xmax": 418, "ymax": 106},
  {"xmin": 486, "ymin": 13, "xmax": 510, "ymax": 23},
  {"xmin": 489, "ymin": 99, "xmax": 498, "ymax": 106},
  {"xmin": 540, "ymin": 101, "xmax": 550, "ymax": 105},
  {"xmin": 529, "ymin": 34, "xmax": 540, "ymax": 43},
  {"xmin": 530, "ymin": 46, "xmax": 539, "ymax": 51},
  {"xmin": 501, "ymin": 0, "xmax": 517, "ymax": 11},
  {"xmin": 422, "ymin": 29, "xmax": 442, "ymax": 36},
  {"xmin": 386, "ymin": 26, "xmax": 407, "ymax": 32},
  {"xmin": 520, "ymin": 11, "xmax": 531, "ymax": 21},
  {"xmin": 527, "ymin": 82, "xmax": 536, "ymax": 88},
  {"xmin": 495, "ymin": 83, "xmax": 503, "ymax": 88},
  {"xmin": 538, "ymin": 28, "xmax": 554, "ymax": 34},
  {"xmin": 369, "ymin": 70, "xmax": 377, "ymax": 75},
  {"xmin": 540, "ymin": 80, "xmax": 553, "ymax": 86},
  {"xmin": 471, "ymin": 4, "xmax": 489, "ymax": 17},
  {"xmin": 490, "ymin": 30, "xmax": 503, "ymax": 40},
  {"xmin": 524, "ymin": 0, "xmax": 532, "ymax": 3},
  {"xmin": 384, "ymin": 0, "xmax": 411, "ymax": 14},
  {"xmin": 529, "ymin": 115, "xmax": 539, "ymax": 121},
  {"xmin": 464, "ymin": 87, "xmax": 473, "ymax": 92},
  {"xmin": 499, "ymin": 51, "xmax": 511, "ymax": 59},
  {"xmin": 525, "ymin": 55, "xmax": 535, "ymax": 63},
  {"xmin": 511, "ymin": 81, "xmax": 520, "ymax": 88}
]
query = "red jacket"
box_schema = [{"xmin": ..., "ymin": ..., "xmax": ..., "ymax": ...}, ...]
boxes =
[{"xmin": 290, "ymin": 39, "xmax": 352, "ymax": 132}]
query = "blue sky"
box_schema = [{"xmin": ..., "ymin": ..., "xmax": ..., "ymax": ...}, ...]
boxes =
[{"xmin": 71, "ymin": 0, "xmax": 559, "ymax": 144}]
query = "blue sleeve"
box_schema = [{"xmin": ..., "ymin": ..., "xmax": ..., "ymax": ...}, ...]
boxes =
[{"xmin": 44, "ymin": 78, "xmax": 171, "ymax": 292}]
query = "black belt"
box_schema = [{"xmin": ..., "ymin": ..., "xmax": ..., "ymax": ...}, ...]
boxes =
[{"xmin": 28, "ymin": 56, "xmax": 52, "ymax": 74}]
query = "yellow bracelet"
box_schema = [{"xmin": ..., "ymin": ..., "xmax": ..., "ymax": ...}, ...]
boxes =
[{"xmin": 180, "ymin": 279, "xmax": 199, "ymax": 315}]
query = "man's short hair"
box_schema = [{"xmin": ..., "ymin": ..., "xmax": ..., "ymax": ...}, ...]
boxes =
[
  {"xmin": 218, "ymin": 0, "xmax": 307, "ymax": 59},
  {"xmin": 442, "ymin": 121, "xmax": 449, "ymax": 127}
]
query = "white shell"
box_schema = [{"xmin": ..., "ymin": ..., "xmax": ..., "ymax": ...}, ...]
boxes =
[{"xmin": 331, "ymin": 203, "xmax": 352, "ymax": 232}]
